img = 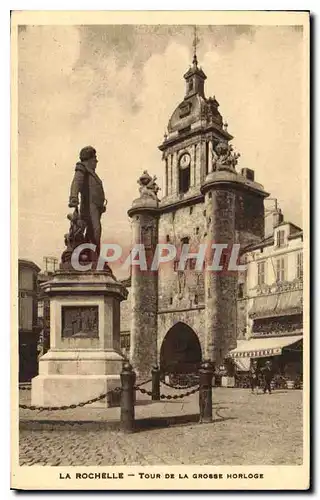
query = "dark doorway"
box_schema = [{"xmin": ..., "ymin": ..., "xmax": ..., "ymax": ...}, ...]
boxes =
[{"xmin": 160, "ymin": 322, "xmax": 202, "ymax": 375}]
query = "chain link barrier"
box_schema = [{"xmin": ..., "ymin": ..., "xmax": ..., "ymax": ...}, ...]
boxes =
[
  {"xmin": 135, "ymin": 385, "xmax": 199, "ymax": 400},
  {"xmin": 135, "ymin": 378, "xmax": 152, "ymax": 388},
  {"xmin": 19, "ymin": 376, "xmax": 153, "ymax": 411},
  {"xmin": 160, "ymin": 379, "xmax": 199, "ymax": 390},
  {"xmin": 19, "ymin": 387, "xmax": 122, "ymax": 412}
]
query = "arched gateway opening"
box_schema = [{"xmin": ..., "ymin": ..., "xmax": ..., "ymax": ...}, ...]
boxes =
[{"xmin": 160, "ymin": 322, "xmax": 202, "ymax": 376}]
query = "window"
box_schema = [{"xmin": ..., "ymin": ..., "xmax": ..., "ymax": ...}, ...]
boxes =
[
  {"xmin": 179, "ymin": 165, "xmax": 190, "ymax": 193},
  {"xmin": 297, "ymin": 252, "xmax": 303, "ymax": 279},
  {"xmin": 276, "ymin": 230, "xmax": 285, "ymax": 247},
  {"xmin": 275, "ymin": 257, "xmax": 286, "ymax": 282},
  {"xmin": 120, "ymin": 334, "xmax": 130, "ymax": 350},
  {"xmin": 257, "ymin": 261, "xmax": 266, "ymax": 286},
  {"xmin": 19, "ymin": 295, "xmax": 33, "ymax": 330},
  {"xmin": 238, "ymin": 283, "xmax": 244, "ymax": 299},
  {"xmin": 38, "ymin": 300, "xmax": 44, "ymax": 319}
]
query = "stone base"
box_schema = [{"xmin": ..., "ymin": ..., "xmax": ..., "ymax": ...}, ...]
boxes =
[
  {"xmin": 33, "ymin": 270, "xmax": 128, "ymax": 409},
  {"xmin": 32, "ymin": 349, "xmax": 125, "ymax": 408},
  {"xmin": 31, "ymin": 374, "xmax": 121, "ymax": 408}
]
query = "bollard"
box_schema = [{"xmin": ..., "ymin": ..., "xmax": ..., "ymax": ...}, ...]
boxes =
[
  {"xmin": 151, "ymin": 365, "xmax": 160, "ymax": 401},
  {"xmin": 120, "ymin": 361, "xmax": 136, "ymax": 432},
  {"xmin": 199, "ymin": 360, "xmax": 214, "ymax": 423}
]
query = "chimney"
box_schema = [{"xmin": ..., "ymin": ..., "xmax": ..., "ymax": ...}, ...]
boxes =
[
  {"xmin": 273, "ymin": 208, "xmax": 284, "ymax": 228},
  {"xmin": 241, "ymin": 168, "xmax": 255, "ymax": 182}
]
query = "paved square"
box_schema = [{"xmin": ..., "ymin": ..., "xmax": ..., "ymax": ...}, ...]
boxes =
[{"xmin": 19, "ymin": 388, "xmax": 303, "ymax": 466}]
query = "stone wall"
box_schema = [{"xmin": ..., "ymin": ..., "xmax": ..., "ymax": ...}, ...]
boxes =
[{"xmin": 158, "ymin": 200, "xmax": 206, "ymax": 312}]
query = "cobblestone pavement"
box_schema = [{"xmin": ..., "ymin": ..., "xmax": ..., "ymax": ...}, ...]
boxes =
[{"xmin": 19, "ymin": 388, "xmax": 303, "ymax": 466}]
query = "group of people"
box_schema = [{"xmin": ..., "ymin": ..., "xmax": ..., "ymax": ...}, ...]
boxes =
[{"xmin": 249, "ymin": 360, "xmax": 273, "ymax": 394}]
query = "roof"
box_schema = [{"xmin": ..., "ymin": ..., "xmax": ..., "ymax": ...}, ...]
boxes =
[
  {"xmin": 244, "ymin": 222, "xmax": 303, "ymax": 252},
  {"xmin": 18, "ymin": 259, "xmax": 41, "ymax": 273},
  {"xmin": 274, "ymin": 221, "xmax": 303, "ymax": 233}
]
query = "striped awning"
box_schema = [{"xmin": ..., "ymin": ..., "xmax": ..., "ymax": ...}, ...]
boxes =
[
  {"xmin": 227, "ymin": 335, "xmax": 303, "ymax": 359},
  {"xmin": 233, "ymin": 357, "xmax": 251, "ymax": 371}
]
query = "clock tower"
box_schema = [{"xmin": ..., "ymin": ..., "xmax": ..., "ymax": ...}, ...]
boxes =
[
  {"xmin": 128, "ymin": 39, "xmax": 269, "ymax": 377},
  {"xmin": 159, "ymin": 52, "xmax": 233, "ymax": 204},
  {"xmin": 156, "ymin": 46, "xmax": 269, "ymax": 369}
]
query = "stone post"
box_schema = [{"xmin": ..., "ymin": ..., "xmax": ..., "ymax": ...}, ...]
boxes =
[
  {"xmin": 151, "ymin": 364, "xmax": 160, "ymax": 401},
  {"xmin": 199, "ymin": 360, "xmax": 214, "ymax": 423},
  {"xmin": 120, "ymin": 361, "xmax": 136, "ymax": 433}
]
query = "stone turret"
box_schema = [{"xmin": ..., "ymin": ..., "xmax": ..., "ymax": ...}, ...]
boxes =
[{"xmin": 127, "ymin": 171, "xmax": 160, "ymax": 377}]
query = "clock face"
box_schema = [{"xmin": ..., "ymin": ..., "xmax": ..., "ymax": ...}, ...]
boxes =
[{"xmin": 179, "ymin": 153, "xmax": 191, "ymax": 169}]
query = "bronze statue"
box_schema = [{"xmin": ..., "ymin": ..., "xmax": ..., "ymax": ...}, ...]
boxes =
[
  {"xmin": 69, "ymin": 146, "xmax": 107, "ymax": 252},
  {"xmin": 61, "ymin": 146, "xmax": 108, "ymax": 269}
]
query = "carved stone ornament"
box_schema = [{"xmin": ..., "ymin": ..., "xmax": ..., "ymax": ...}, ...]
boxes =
[
  {"xmin": 137, "ymin": 170, "xmax": 161, "ymax": 201},
  {"xmin": 212, "ymin": 141, "xmax": 241, "ymax": 172}
]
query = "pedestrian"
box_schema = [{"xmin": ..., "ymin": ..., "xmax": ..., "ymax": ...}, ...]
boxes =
[
  {"xmin": 249, "ymin": 360, "xmax": 259, "ymax": 394},
  {"xmin": 262, "ymin": 360, "xmax": 273, "ymax": 394}
]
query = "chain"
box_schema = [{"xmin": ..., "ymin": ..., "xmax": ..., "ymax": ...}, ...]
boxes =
[
  {"xmin": 135, "ymin": 378, "xmax": 152, "ymax": 388},
  {"xmin": 19, "ymin": 387, "xmax": 122, "ymax": 411},
  {"xmin": 160, "ymin": 379, "xmax": 199, "ymax": 390},
  {"xmin": 135, "ymin": 385, "xmax": 199, "ymax": 399}
]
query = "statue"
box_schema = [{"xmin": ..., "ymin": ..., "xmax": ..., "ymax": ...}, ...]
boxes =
[
  {"xmin": 61, "ymin": 146, "xmax": 109, "ymax": 269},
  {"xmin": 212, "ymin": 141, "xmax": 240, "ymax": 172},
  {"xmin": 137, "ymin": 170, "xmax": 160, "ymax": 201}
]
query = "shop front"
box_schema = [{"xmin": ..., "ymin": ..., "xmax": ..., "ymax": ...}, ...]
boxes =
[{"xmin": 226, "ymin": 335, "xmax": 303, "ymax": 389}]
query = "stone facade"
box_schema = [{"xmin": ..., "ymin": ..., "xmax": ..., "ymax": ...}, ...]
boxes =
[{"xmin": 125, "ymin": 54, "xmax": 269, "ymax": 376}]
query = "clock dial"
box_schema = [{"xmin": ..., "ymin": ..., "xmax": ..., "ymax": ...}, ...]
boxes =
[{"xmin": 179, "ymin": 153, "xmax": 191, "ymax": 169}]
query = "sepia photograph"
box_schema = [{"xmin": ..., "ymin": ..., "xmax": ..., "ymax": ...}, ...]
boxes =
[{"xmin": 11, "ymin": 10, "xmax": 310, "ymax": 491}]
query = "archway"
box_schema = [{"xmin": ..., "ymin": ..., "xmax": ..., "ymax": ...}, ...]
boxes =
[{"xmin": 160, "ymin": 322, "xmax": 202, "ymax": 375}]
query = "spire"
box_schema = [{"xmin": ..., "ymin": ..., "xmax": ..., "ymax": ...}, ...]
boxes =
[
  {"xmin": 192, "ymin": 25, "xmax": 199, "ymax": 67},
  {"xmin": 183, "ymin": 26, "xmax": 206, "ymax": 98}
]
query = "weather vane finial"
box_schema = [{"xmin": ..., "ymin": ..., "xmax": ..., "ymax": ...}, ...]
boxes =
[{"xmin": 192, "ymin": 25, "xmax": 199, "ymax": 65}]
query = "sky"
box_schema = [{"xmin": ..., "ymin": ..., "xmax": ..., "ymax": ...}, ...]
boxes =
[{"xmin": 17, "ymin": 24, "xmax": 305, "ymax": 273}]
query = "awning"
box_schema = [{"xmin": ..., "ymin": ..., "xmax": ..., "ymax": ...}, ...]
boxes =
[
  {"xmin": 233, "ymin": 358, "xmax": 251, "ymax": 371},
  {"xmin": 249, "ymin": 291, "xmax": 302, "ymax": 319},
  {"xmin": 227, "ymin": 335, "xmax": 303, "ymax": 359}
]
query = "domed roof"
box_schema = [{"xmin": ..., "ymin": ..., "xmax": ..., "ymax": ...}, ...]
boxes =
[
  {"xmin": 168, "ymin": 93, "xmax": 205, "ymax": 133},
  {"xmin": 167, "ymin": 93, "xmax": 224, "ymax": 134}
]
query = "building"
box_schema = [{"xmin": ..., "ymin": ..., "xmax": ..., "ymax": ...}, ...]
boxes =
[
  {"xmin": 228, "ymin": 211, "xmax": 303, "ymax": 384},
  {"xmin": 124, "ymin": 51, "xmax": 275, "ymax": 378},
  {"xmin": 37, "ymin": 257, "xmax": 58, "ymax": 357},
  {"xmin": 18, "ymin": 259, "xmax": 41, "ymax": 381}
]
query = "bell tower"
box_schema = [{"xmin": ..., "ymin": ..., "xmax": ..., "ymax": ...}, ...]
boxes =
[
  {"xmin": 157, "ymin": 31, "xmax": 269, "ymax": 368},
  {"xmin": 159, "ymin": 30, "xmax": 233, "ymax": 204}
]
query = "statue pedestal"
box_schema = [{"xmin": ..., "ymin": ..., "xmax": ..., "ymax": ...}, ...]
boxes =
[{"xmin": 31, "ymin": 271, "xmax": 128, "ymax": 408}]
